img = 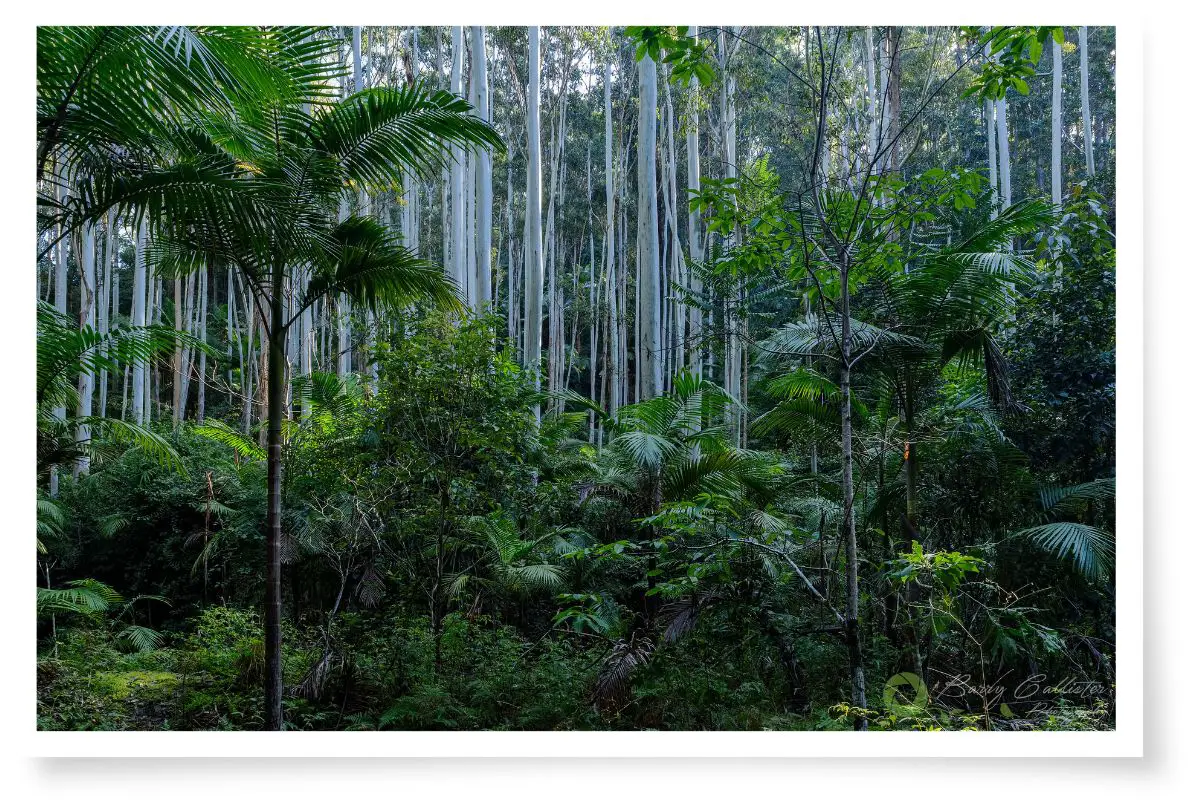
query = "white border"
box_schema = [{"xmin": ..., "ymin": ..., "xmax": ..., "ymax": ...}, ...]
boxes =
[{"xmin": 4, "ymin": 0, "xmax": 1152, "ymax": 768}]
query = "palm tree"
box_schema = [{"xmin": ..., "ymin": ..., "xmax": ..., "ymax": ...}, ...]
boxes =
[
  {"xmin": 760, "ymin": 198, "xmax": 1055, "ymax": 538},
  {"xmin": 44, "ymin": 27, "xmax": 504, "ymax": 729},
  {"xmin": 165, "ymin": 88, "xmax": 497, "ymax": 730},
  {"xmin": 568, "ymin": 372, "xmax": 780, "ymax": 614},
  {"xmin": 577, "ymin": 371, "xmax": 774, "ymax": 515}
]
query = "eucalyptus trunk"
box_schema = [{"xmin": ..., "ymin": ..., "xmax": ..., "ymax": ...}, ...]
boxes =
[
  {"xmin": 1079, "ymin": 26, "xmax": 1095, "ymax": 177},
  {"xmin": 636, "ymin": 50, "xmax": 662, "ymax": 401},
  {"xmin": 472, "ymin": 26, "xmax": 493, "ymax": 311},
  {"xmin": 685, "ymin": 26, "xmax": 704, "ymax": 378},
  {"xmin": 864, "ymin": 28, "xmax": 878, "ymax": 170},
  {"xmin": 523, "ymin": 26, "xmax": 545, "ymax": 420},
  {"xmin": 1051, "ymin": 37, "xmax": 1063, "ymax": 208},
  {"xmin": 450, "ymin": 26, "xmax": 468, "ymax": 301},
  {"xmin": 131, "ymin": 218, "xmax": 148, "ymax": 425},
  {"xmin": 97, "ymin": 212, "xmax": 115, "ymax": 419},
  {"xmin": 74, "ymin": 220, "xmax": 97, "ymax": 477},
  {"xmin": 886, "ymin": 26, "xmax": 901, "ymax": 173},
  {"xmin": 996, "ymin": 95, "xmax": 1011, "ymax": 211},
  {"xmin": 604, "ymin": 57, "xmax": 620, "ymax": 414}
]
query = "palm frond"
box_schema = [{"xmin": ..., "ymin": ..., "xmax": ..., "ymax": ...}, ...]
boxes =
[
  {"xmin": 1038, "ymin": 479, "xmax": 1116, "ymax": 514},
  {"xmin": 307, "ymin": 83, "xmax": 505, "ymax": 190},
  {"xmin": 301, "ymin": 215, "xmax": 461, "ymax": 315},
  {"xmin": 194, "ymin": 419, "xmax": 267, "ymax": 461},
  {"xmin": 37, "ymin": 578, "xmax": 123, "ymax": 615},
  {"xmin": 116, "ymin": 625, "xmax": 165, "ymax": 653},
  {"xmin": 1014, "ymin": 522, "xmax": 1114, "ymax": 581}
]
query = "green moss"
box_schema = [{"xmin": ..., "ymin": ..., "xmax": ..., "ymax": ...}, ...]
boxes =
[{"xmin": 94, "ymin": 670, "xmax": 180, "ymax": 700}]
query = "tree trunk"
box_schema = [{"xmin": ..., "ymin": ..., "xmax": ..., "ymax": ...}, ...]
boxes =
[
  {"xmin": 472, "ymin": 26, "xmax": 493, "ymax": 311},
  {"xmin": 131, "ymin": 218, "xmax": 148, "ymax": 426},
  {"xmin": 661, "ymin": 65, "xmax": 684, "ymax": 383},
  {"xmin": 986, "ymin": 99, "xmax": 998, "ymax": 218},
  {"xmin": 719, "ymin": 28, "xmax": 741, "ymax": 439},
  {"xmin": 450, "ymin": 26, "xmax": 468, "ymax": 303},
  {"xmin": 1079, "ymin": 26, "xmax": 1095, "ymax": 177},
  {"xmin": 197, "ymin": 265, "xmax": 208, "ymax": 424},
  {"xmin": 686, "ymin": 26, "xmax": 704, "ymax": 378},
  {"xmin": 637, "ymin": 50, "xmax": 662, "ymax": 400},
  {"xmin": 523, "ymin": 26, "xmax": 545, "ymax": 421},
  {"xmin": 97, "ymin": 212, "xmax": 115, "ymax": 419},
  {"xmin": 337, "ymin": 198, "xmax": 352, "ymax": 379},
  {"xmin": 839, "ymin": 251, "xmax": 868, "ymax": 730},
  {"xmin": 886, "ymin": 27, "xmax": 901, "ymax": 173},
  {"xmin": 264, "ymin": 264, "xmax": 286, "ymax": 730},
  {"xmin": 996, "ymin": 95, "xmax": 1011, "ymax": 210},
  {"xmin": 506, "ymin": 154, "xmax": 517, "ymax": 341},
  {"xmin": 587, "ymin": 144, "xmax": 597, "ymax": 437},
  {"xmin": 864, "ymin": 28, "xmax": 878, "ymax": 170},
  {"xmin": 604, "ymin": 57, "xmax": 620, "ymax": 415},
  {"xmin": 1051, "ymin": 37, "xmax": 1063, "ymax": 207},
  {"xmin": 74, "ymin": 220, "xmax": 97, "ymax": 477}
]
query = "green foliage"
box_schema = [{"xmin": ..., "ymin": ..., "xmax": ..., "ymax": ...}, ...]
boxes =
[
  {"xmin": 886, "ymin": 541, "xmax": 984, "ymax": 595},
  {"xmin": 963, "ymin": 26, "xmax": 1066, "ymax": 100},
  {"xmin": 36, "ymin": 302, "xmax": 203, "ymax": 477},
  {"xmin": 624, "ymin": 26, "xmax": 715, "ymax": 86},
  {"xmin": 1015, "ymin": 520, "xmax": 1114, "ymax": 581}
]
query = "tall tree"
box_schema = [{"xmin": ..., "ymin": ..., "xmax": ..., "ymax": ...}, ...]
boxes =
[
  {"xmin": 76, "ymin": 34, "xmax": 503, "ymax": 728},
  {"xmin": 636, "ymin": 47, "xmax": 662, "ymax": 401},
  {"xmin": 685, "ymin": 26, "xmax": 704, "ymax": 378},
  {"xmin": 1051, "ymin": 36, "xmax": 1063, "ymax": 207},
  {"xmin": 604, "ymin": 52, "xmax": 620, "ymax": 415},
  {"xmin": 1079, "ymin": 26, "xmax": 1095, "ymax": 177},
  {"xmin": 472, "ymin": 26, "xmax": 493, "ymax": 311},
  {"xmin": 996, "ymin": 96, "xmax": 1012, "ymax": 210},
  {"xmin": 523, "ymin": 26, "xmax": 545, "ymax": 420},
  {"xmin": 131, "ymin": 219, "xmax": 148, "ymax": 425},
  {"xmin": 73, "ymin": 219, "xmax": 97, "ymax": 476},
  {"xmin": 450, "ymin": 27, "xmax": 468, "ymax": 302}
]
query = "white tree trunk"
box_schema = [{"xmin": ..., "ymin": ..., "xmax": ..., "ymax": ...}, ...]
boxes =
[
  {"xmin": 50, "ymin": 168, "xmax": 70, "ymax": 494},
  {"xmin": 661, "ymin": 64, "xmax": 684, "ymax": 383},
  {"xmin": 864, "ymin": 27, "xmax": 878, "ymax": 170},
  {"xmin": 878, "ymin": 36, "xmax": 890, "ymax": 171},
  {"xmin": 450, "ymin": 26, "xmax": 468, "ymax": 303},
  {"xmin": 506, "ymin": 155, "xmax": 517, "ymax": 342},
  {"xmin": 996, "ymin": 95, "xmax": 1011, "ymax": 210},
  {"xmin": 337, "ymin": 194, "xmax": 352, "ymax": 378},
  {"xmin": 587, "ymin": 144, "xmax": 597, "ymax": 437},
  {"xmin": 636, "ymin": 51, "xmax": 663, "ymax": 401},
  {"xmin": 472, "ymin": 26, "xmax": 493, "ymax": 311},
  {"xmin": 1051, "ymin": 37, "xmax": 1063, "ymax": 207},
  {"xmin": 523, "ymin": 26, "xmax": 545, "ymax": 420},
  {"xmin": 97, "ymin": 211, "xmax": 115, "ymax": 419},
  {"xmin": 131, "ymin": 218, "xmax": 148, "ymax": 426},
  {"xmin": 604, "ymin": 57, "xmax": 620, "ymax": 414},
  {"xmin": 686, "ymin": 26, "xmax": 704, "ymax": 378},
  {"xmin": 986, "ymin": 98, "xmax": 998, "ymax": 218},
  {"xmin": 74, "ymin": 220, "xmax": 97, "ymax": 476},
  {"xmin": 1079, "ymin": 26, "xmax": 1095, "ymax": 177},
  {"xmin": 197, "ymin": 265, "xmax": 208, "ymax": 424}
]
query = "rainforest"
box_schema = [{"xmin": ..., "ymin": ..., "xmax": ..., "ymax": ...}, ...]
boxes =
[{"xmin": 35, "ymin": 25, "xmax": 1116, "ymax": 732}]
